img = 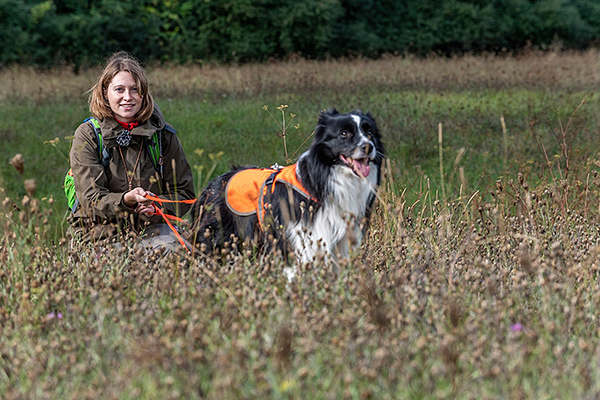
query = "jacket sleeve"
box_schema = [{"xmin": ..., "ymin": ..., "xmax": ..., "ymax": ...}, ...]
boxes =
[
  {"xmin": 159, "ymin": 129, "xmax": 196, "ymax": 217},
  {"xmin": 70, "ymin": 123, "xmax": 134, "ymax": 219}
]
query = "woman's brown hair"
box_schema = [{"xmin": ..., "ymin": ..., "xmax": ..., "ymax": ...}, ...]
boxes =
[{"xmin": 88, "ymin": 51, "xmax": 154, "ymax": 122}]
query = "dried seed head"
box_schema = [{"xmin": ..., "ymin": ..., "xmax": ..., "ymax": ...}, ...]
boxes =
[
  {"xmin": 10, "ymin": 154, "xmax": 24, "ymax": 174},
  {"xmin": 24, "ymin": 179, "xmax": 36, "ymax": 197},
  {"xmin": 495, "ymin": 180, "xmax": 503, "ymax": 192}
]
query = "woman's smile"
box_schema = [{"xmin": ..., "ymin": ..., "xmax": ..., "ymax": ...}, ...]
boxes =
[{"xmin": 105, "ymin": 71, "xmax": 142, "ymax": 123}]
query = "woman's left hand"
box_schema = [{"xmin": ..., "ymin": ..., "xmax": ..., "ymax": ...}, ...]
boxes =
[{"xmin": 135, "ymin": 202, "xmax": 156, "ymax": 216}]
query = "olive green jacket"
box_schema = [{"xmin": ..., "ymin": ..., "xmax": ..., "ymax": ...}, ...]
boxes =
[{"xmin": 69, "ymin": 104, "xmax": 195, "ymax": 241}]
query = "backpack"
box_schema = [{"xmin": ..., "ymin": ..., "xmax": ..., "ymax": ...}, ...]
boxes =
[{"xmin": 64, "ymin": 117, "xmax": 167, "ymax": 212}]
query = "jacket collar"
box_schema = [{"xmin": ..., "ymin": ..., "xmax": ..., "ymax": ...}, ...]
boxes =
[{"xmin": 99, "ymin": 103, "xmax": 166, "ymax": 142}]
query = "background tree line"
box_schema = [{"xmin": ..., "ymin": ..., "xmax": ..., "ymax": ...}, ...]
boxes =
[{"xmin": 2, "ymin": 0, "xmax": 600, "ymax": 69}]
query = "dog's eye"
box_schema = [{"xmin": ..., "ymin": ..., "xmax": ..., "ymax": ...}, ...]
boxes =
[{"xmin": 340, "ymin": 130, "xmax": 349, "ymax": 138}]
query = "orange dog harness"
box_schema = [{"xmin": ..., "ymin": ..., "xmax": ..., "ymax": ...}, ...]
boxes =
[{"xmin": 225, "ymin": 164, "xmax": 315, "ymax": 229}]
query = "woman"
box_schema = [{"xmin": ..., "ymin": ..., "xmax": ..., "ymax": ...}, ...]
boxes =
[{"xmin": 69, "ymin": 51, "xmax": 195, "ymax": 251}]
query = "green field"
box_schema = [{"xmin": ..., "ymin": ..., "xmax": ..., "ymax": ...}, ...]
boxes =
[{"xmin": 2, "ymin": 51, "xmax": 600, "ymax": 398}]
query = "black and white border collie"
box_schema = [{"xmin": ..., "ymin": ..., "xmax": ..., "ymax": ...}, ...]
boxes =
[{"xmin": 190, "ymin": 109, "xmax": 385, "ymax": 274}]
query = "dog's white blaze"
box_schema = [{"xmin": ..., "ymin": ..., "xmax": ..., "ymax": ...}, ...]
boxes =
[
  {"xmin": 352, "ymin": 114, "xmax": 375, "ymax": 159},
  {"xmin": 351, "ymin": 114, "xmax": 362, "ymax": 130},
  {"xmin": 286, "ymin": 162, "xmax": 379, "ymax": 264}
]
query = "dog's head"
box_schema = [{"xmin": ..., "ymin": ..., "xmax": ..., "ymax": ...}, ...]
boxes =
[{"xmin": 312, "ymin": 108, "xmax": 383, "ymax": 178}]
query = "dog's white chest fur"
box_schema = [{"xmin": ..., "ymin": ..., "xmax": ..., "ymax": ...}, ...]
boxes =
[{"xmin": 286, "ymin": 163, "xmax": 379, "ymax": 264}]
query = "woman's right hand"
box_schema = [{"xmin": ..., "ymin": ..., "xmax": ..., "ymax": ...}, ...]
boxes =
[{"xmin": 123, "ymin": 187, "xmax": 155, "ymax": 210}]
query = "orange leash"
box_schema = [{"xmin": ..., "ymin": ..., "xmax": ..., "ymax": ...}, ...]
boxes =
[
  {"xmin": 144, "ymin": 194, "xmax": 197, "ymax": 253},
  {"xmin": 144, "ymin": 194, "xmax": 197, "ymax": 205}
]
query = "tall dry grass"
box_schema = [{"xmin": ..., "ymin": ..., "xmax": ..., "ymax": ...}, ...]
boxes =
[{"xmin": 1, "ymin": 50, "xmax": 599, "ymax": 104}]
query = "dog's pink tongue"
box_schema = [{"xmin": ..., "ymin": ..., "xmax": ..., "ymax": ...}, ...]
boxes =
[{"xmin": 353, "ymin": 158, "xmax": 370, "ymax": 177}]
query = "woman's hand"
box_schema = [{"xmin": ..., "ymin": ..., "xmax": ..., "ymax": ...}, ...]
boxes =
[{"xmin": 123, "ymin": 187, "xmax": 157, "ymax": 216}]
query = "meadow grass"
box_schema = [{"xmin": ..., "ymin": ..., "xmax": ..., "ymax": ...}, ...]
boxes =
[{"xmin": 2, "ymin": 51, "xmax": 600, "ymax": 399}]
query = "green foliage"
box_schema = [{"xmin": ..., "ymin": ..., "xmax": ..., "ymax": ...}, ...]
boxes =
[
  {"xmin": 275, "ymin": 0, "xmax": 343, "ymax": 58},
  {"xmin": 0, "ymin": 0, "xmax": 35, "ymax": 64},
  {"xmin": 2, "ymin": 0, "xmax": 600, "ymax": 68},
  {"xmin": 158, "ymin": 0, "xmax": 342, "ymax": 63},
  {"xmin": 0, "ymin": 0, "xmax": 162, "ymax": 68}
]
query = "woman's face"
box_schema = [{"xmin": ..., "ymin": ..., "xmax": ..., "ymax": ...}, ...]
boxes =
[{"xmin": 105, "ymin": 71, "xmax": 142, "ymax": 123}]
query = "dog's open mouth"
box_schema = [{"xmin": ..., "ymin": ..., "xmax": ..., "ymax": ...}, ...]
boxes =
[{"xmin": 340, "ymin": 155, "xmax": 370, "ymax": 177}]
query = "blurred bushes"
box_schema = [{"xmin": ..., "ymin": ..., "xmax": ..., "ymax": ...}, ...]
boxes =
[{"xmin": 1, "ymin": 0, "xmax": 600, "ymax": 69}]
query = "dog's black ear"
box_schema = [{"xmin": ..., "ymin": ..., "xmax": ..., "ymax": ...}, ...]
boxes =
[
  {"xmin": 366, "ymin": 112, "xmax": 379, "ymax": 128},
  {"xmin": 318, "ymin": 108, "xmax": 338, "ymax": 125}
]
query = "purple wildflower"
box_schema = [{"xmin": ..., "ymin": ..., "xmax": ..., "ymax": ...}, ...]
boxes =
[
  {"xmin": 45, "ymin": 311, "xmax": 64, "ymax": 321},
  {"xmin": 510, "ymin": 323, "xmax": 524, "ymax": 332}
]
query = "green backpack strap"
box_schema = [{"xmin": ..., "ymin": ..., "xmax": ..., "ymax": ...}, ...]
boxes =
[
  {"xmin": 145, "ymin": 123, "xmax": 176, "ymax": 192},
  {"xmin": 145, "ymin": 130, "xmax": 163, "ymax": 193},
  {"xmin": 84, "ymin": 117, "xmax": 111, "ymax": 168},
  {"xmin": 146, "ymin": 131, "xmax": 162, "ymax": 174}
]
